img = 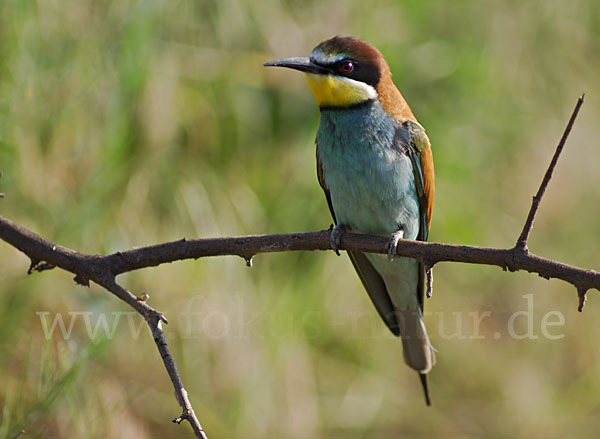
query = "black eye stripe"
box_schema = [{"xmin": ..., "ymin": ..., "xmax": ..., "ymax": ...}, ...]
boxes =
[
  {"xmin": 336, "ymin": 60, "xmax": 380, "ymax": 88},
  {"xmin": 311, "ymin": 57, "xmax": 381, "ymax": 88}
]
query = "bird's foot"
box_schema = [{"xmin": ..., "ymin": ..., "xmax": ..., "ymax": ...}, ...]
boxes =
[
  {"xmin": 387, "ymin": 229, "xmax": 404, "ymax": 260},
  {"xmin": 329, "ymin": 224, "xmax": 346, "ymax": 256}
]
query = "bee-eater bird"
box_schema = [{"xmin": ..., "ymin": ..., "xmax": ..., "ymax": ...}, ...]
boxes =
[{"xmin": 265, "ymin": 36, "xmax": 435, "ymax": 405}]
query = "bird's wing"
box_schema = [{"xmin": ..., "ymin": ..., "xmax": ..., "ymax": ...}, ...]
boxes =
[
  {"xmin": 402, "ymin": 121, "xmax": 435, "ymax": 310},
  {"xmin": 403, "ymin": 120, "xmax": 435, "ymax": 241},
  {"xmin": 317, "ymin": 146, "xmax": 400, "ymax": 336},
  {"xmin": 316, "ymin": 154, "xmax": 337, "ymax": 223},
  {"xmin": 346, "ymin": 252, "xmax": 400, "ymax": 335}
]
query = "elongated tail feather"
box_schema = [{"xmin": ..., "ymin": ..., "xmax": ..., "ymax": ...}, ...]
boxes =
[
  {"xmin": 397, "ymin": 309, "xmax": 435, "ymax": 373},
  {"xmin": 419, "ymin": 373, "xmax": 431, "ymax": 406}
]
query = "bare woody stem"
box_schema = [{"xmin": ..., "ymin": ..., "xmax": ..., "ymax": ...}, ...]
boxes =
[
  {"xmin": 96, "ymin": 277, "xmax": 208, "ymax": 439},
  {"xmin": 1, "ymin": 217, "xmax": 598, "ymax": 305},
  {"xmin": 0, "ymin": 95, "xmax": 590, "ymax": 437},
  {"xmin": 0, "ymin": 214, "xmax": 207, "ymax": 439},
  {"xmin": 516, "ymin": 94, "xmax": 585, "ymax": 249}
]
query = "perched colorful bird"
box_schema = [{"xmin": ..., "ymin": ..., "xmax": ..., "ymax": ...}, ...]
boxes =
[{"xmin": 265, "ymin": 36, "xmax": 435, "ymax": 405}]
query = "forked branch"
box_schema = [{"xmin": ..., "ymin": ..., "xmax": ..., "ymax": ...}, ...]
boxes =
[{"xmin": 0, "ymin": 95, "xmax": 591, "ymax": 438}]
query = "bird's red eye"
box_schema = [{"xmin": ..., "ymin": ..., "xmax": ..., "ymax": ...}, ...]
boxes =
[{"xmin": 340, "ymin": 61, "xmax": 354, "ymax": 73}]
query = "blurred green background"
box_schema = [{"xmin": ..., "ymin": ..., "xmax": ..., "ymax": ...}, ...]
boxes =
[{"xmin": 1, "ymin": 0, "xmax": 600, "ymax": 437}]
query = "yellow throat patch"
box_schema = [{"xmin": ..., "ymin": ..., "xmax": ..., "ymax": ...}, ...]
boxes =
[{"xmin": 305, "ymin": 74, "xmax": 377, "ymax": 108}]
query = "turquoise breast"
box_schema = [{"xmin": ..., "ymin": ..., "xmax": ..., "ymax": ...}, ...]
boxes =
[{"xmin": 316, "ymin": 101, "xmax": 420, "ymax": 240}]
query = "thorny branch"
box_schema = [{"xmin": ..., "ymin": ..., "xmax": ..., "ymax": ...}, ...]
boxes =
[
  {"xmin": 0, "ymin": 218, "xmax": 206, "ymax": 437},
  {"xmin": 0, "ymin": 95, "xmax": 592, "ymax": 438}
]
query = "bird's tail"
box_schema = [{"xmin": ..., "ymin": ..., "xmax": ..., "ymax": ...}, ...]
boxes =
[
  {"xmin": 397, "ymin": 309, "xmax": 435, "ymax": 405},
  {"xmin": 398, "ymin": 309, "xmax": 435, "ymax": 372},
  {"xmin": 419, "ymin": 373, "xmax": 431, "ymax": 406}
]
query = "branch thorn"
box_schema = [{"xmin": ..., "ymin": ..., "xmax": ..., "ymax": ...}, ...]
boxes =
[
  {"xmin": 577, "ymin": 287, "xmax": 588, "ymax": 312},
  {"xmin": 173, "ymin": 411, "xmax": 190, "ymax": 424},
  {"xmin": 27, "ymin": 258, "xmax": 40, "ymax": 274},
  {"xmin": 157, "ymin": 312, "xmax": 168, "ymax": 325},
  {"xmin": 28, "ymin": 259, "xmax": 55, "ymax": 274},
  {"xmin": 73, "ymin": 273, "xmax": 90, "ymax": 286},
  {"xmin": 425, "ymin": 264, "xmax": 434, "ymax": 298}
]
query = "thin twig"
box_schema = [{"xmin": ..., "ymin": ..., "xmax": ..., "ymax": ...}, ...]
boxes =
[
  {"xmin": 516, "ymin": 94, "xmax": 585, "ymax": 249},
  {"xmin": 9, "ymin": 430, "xmax": 25, "ymax": 439},
  {"xmin": 94, "ymin": 280, "xmax": 207, "ymax": 437}
]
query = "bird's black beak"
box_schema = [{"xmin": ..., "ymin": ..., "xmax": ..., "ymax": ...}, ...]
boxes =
[{"xmin": 264, "ymin": 56, "xmax": 328, "ymax": 75}]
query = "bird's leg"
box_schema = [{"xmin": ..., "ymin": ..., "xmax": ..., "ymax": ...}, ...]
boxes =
[
  {"xmin": 387, "ymin": 227, "xmax": 404, "ymax": 260},
  {"xmin": 329, "ymin": 224, "xmax": 346, "ymax": 256}
]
